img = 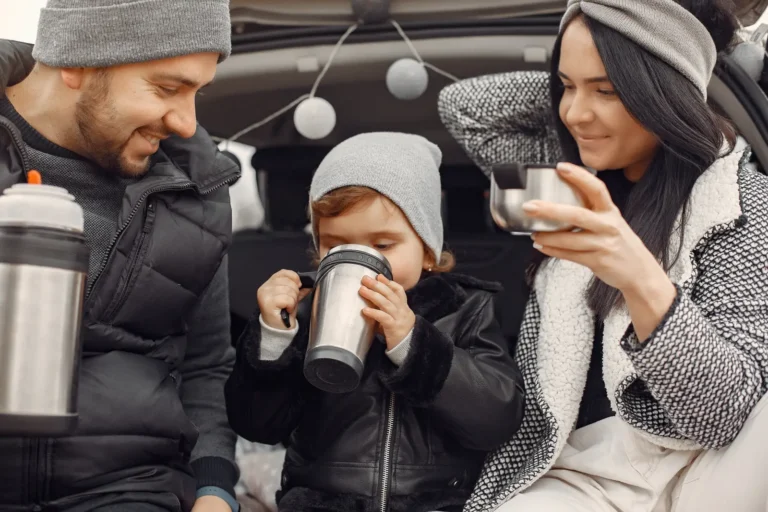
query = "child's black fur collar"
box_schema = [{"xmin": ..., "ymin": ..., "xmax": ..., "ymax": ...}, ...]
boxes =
[{"xmin": 406, "ymin": 273, "xmax": 502, "ymax": 323}]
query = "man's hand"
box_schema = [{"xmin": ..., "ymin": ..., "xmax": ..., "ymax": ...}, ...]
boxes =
[
  {"xmin": 359, "ymin": 274, "xmax": 416, "ymax": 351},
  {"xmin": 191, "ymin": 495, "xmax": 233, "ymax": 512}
]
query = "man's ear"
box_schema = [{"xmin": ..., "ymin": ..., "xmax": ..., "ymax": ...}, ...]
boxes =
[{"xmin": 60, "ymin": 68, "xmax": 86, "ymax": 90}]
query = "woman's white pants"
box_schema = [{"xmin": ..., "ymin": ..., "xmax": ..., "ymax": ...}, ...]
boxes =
[{"xmin": 497, "ymin": 393, "xmax": 768, "ymax": 512}]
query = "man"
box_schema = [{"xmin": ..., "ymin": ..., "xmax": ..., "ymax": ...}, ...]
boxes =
[{"xmin": 0, "ymin": 1, "xmax": 240, "ymax": 511}]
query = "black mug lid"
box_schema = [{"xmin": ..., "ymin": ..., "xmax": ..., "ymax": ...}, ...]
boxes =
[
  {"xmin": 316, "ymin": 244, "xmax": 393, "ymax": 283},
  {"xmin": 280, "ymin": 245, "xmax": 394, "ymax": 328},
  {"xmin": 491, "ymin": 162, "xmax": 560, "ymax": 190}
]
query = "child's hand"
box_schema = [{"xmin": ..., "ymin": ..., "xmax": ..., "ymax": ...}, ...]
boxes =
[
  {"xmin": 257, "ymin": 270, "xmax": 311, "ymax": 330},
  {"xmin": 359, "ymin": 274, "xmax": 416, "ymax": 351}
]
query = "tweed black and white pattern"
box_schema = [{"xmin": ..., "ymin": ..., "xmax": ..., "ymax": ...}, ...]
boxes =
[
  {"xmin": 437, "ymin": 71, "xmax": 563, "ymax": 175},
  {"xmin": 618, "ymin": 163, "xmax": 768, "ymax": 448},
  {"xmin": 465, "ymin": 294, "xmax": 558, "ymax": 507},
  {"xmin": 439, "ymin": 74, "xmax": 768, "ymax": 512}
]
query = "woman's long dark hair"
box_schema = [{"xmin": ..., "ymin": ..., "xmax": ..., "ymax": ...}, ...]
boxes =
[{"xmin": 541, "ymin": 0, "xmax": 738, "ymax": 320}]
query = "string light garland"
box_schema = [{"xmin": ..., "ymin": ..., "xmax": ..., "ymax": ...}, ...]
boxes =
[
  {"xmin": 386, "ymin": 19, "xmax": 460, "ymax": 102},
  {"xmin": 222, "ymin": 19, "xmax": 460, "ymax": 145}
]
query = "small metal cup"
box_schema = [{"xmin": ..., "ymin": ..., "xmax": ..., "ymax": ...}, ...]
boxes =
[{"xmin": 489, "ymin": 163, "xmax": 587, "ymax": 235}]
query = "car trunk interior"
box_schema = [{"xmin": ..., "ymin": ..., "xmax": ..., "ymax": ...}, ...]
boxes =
[
  {"xmin": 227, "ymin": 0, "xmax": 566, "ymax": 25},
  {"xmin": 196, "ymin": 16, "xmax": 768, "ymax": 344}
]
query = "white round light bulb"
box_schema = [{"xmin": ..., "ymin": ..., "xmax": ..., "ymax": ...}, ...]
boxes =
[
  {"xmin": 386, "ymin": 58, "xmax": 429, "ymax": 101},
  {"xmin": 294, "ymin": 97, "xmax": 337, "ymax": 140},
  {"xmin": 731, "ymin": 41, "xmax": 765, "ymax": 82}
]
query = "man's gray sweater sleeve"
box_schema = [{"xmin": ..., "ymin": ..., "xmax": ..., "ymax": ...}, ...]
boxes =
[{"xmin": 180, "ymin": 256, "xmax": 239, "ymax": 496}]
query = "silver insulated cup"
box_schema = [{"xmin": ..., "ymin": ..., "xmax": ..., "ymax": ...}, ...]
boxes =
[
  {"xmin": 0, "ymin": 176, "xmax": 89, "ymax": 436},
  {"xmin": 490, "ymin": 163, "xmax": 587, "ymax": 234},
  {"xmin": 304, "ymin": 244, "xmax": 393, "ymax": 394}
]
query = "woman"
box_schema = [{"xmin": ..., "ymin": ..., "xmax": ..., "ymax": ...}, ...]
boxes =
[{"xmin": 440, "ymin": 0, "xmax": 768, "ymax": 511}]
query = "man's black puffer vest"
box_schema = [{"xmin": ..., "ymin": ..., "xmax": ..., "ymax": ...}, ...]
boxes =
[{"xmin": 0, "ymin": 113, "xmax": 239, "ymax": 509}]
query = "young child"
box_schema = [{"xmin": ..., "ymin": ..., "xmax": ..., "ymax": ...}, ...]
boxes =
[{"xmin": 225, "ymin": 132, "xmax": 525, "ymax": 512}]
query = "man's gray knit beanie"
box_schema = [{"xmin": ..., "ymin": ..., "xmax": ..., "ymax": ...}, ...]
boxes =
[
  {"xmin": 310, "ymin": 132, "xmax": 444, "ymax": 262},
  {"xmin": 32, "ymin": 0, "xmax": 232, "ymax": 68}
]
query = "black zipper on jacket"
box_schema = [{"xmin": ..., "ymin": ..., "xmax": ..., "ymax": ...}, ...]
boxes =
[
  {"xmin": 0, "ymin": 116, "xmax": 31, "ymax": 176},
  {"xmin": 101, "ymin": 199, "xmax": 157, "ymax": 321},
  {"xmin": 84, "ymin": 173, "xmax": 238, "ymax": 304},
  {"xmin": 26, "ymin": 439, "xmax": 36, "ymax": 504},
  {"xmin": 26, "ymin": 437, "xmax": 46, "ymax": 505},
  {"xmin": 378, "ymin": 393, "xmax": 397, "ymax": 512}
]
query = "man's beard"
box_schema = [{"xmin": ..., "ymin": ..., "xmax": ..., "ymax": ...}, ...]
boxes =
[{"xmin": 74, "ymin": 72, "xmax": 152, "ymax": 178}]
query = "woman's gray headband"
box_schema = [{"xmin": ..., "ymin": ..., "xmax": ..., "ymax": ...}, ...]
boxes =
[{"xmin": 560, "ymin": 0, "xmax": 718, "ymax": 98}]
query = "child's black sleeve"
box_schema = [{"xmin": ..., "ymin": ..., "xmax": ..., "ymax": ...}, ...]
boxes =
[
  {"xmin": 224, "ymin": 303, "xmax": 310, "ymax": 446},
  {"xmin": 379, "ymin": 292, "xmax": 525, "ymax": 452}
]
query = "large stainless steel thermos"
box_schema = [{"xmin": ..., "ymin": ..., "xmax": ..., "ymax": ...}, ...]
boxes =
[
  {"xmin": 490, "ymin": 163, "xmax": 587, "ymax": 234},
  {"xmin": 0, "ymin": 172, "xmax": 89, "ymax": 436},
  {"xmin": 298, "ymin": 244, "xmax": 393, "ymax": 394}
]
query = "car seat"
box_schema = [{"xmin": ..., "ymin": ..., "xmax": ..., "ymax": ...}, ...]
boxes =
[{"xmin": 252, "ymin": 146, "xmax": 329, "ymax": 231}]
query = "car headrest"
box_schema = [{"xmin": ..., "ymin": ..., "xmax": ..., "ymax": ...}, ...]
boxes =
[{"xmin": 730, "ymin": 41, "xmax": 765, "ymax": 83}]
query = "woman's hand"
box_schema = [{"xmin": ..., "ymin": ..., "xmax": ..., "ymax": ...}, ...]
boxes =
[
  {"xmin": 524, "ymin": 162, "xmax": 676, "ymax": 340},
  {"xmin": 359, "ymin": 274, "xmax": 416, "ymax": 351},
  {"xmin": 524, "ymin": 162, "xmax": 662, "ymax": 293}
]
